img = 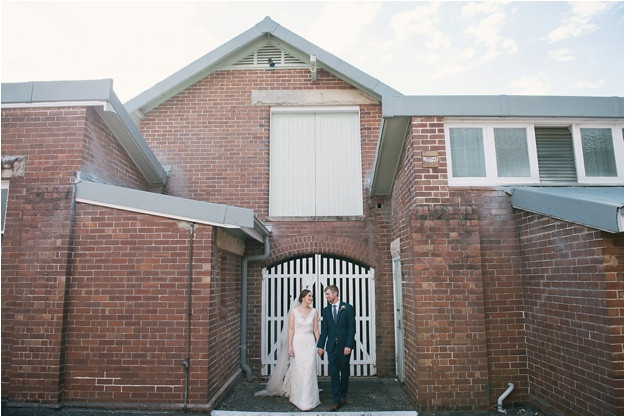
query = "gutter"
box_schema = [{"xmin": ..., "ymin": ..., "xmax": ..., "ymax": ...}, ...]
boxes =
[{"xmin": 240, "ymin": 235, "xmax": 270, "ymax": 381}]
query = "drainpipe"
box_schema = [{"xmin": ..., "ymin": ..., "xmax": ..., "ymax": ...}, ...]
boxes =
[
  {"xmin": 240, "ymin": 235, "xmax": 270, "ymax": 381},
  {"xmin": 182, "ymin": 223, "xmax": 195, "ymax": 411},
  {"xmin": 497, "ymin": 382, "xmax": 515, "ymax": 413}
]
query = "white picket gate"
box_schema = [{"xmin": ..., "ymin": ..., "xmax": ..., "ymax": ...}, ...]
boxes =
[{"xmin": 261, "ymin": 254, "xmax": 376, "ymax": 377}]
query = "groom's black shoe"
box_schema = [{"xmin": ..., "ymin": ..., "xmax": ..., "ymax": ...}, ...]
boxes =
[
  {"xmin": 330, "ymin": 402, "xmax": 342, "ymax": 411},
  {"xmin": 340, "ymin": 397, "xmax": 348, "ymax": 406}
]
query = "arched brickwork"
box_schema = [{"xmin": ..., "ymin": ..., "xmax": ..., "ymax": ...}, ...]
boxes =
[{"xmin": 265, "ymin": 234, "xmax": 381, "ymax": 271}]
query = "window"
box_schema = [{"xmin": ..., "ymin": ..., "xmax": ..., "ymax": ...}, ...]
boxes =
[
  {"xmin": 449, "ymin": 128, "xmax": 486, "ymax": 177},
  {"xmin": 1, "ymin": 181, "xmax": 8, "ymax": 235},
  {"xmin": 575, "ymin": 127, "xmax": 621, "ymax": 182},
  {"xmin": 269, "ymin": 107, "xmax": 363, "ymax": 217},
  {"xmin": 535, "ymin": 127, "xmax": 577, "ymax": 182},
  {"xmin": 445, "ymin": 123, "xmax": 538, "ymax": 185},
  {"xmin": 494, "ymin": 128, "xmax": 532, "ymax": 177},
  {"xmin": 445, "ymin": 121, "xmax": 623, "ymax": 186}
]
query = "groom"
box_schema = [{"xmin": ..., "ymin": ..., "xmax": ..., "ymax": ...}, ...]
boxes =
[{"xmin": 317, "ymin": 285, "xmax": 356, "ymax": 411}]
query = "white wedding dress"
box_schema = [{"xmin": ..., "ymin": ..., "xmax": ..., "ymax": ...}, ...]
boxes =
[
  {"xmin": 255, "ymin": 303, "xmax": 320, "ymax": 411},
  {"xmin": 287, "ymin": 308, "xmax": 321, "ymax": 410}
]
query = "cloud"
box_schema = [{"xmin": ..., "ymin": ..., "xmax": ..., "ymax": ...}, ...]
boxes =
[
  {"xmin": 575, "ymin": 78, "xmax": 607, "ymax": 89},
  {"xmin": 548, "ymin": 1, "xmax": 614, "ymax": 42},
  {"xmin": 548, "ymin": 48, "xmax": 576, "ymax": 62},
  {"xmin": 390, "ymin": 2, "xmax": 450, "ymax": 48},
  {"xmin": 461, "ymin": 1, "xmax": 505, "ymax": 18},
  {"xmin": 368, "ymin": 40, "xmax": 398, "ymax": 63},
  {"xmin": 462, "ymin": 2, "xmax": 518, "ymax": 64},
  {"xmin": 506, "ymin": 73, "xmax": 552, "ymax": 95},
  {"xmin": 307, "ymin": 1, "xmax": 382, "ymax": 54}
]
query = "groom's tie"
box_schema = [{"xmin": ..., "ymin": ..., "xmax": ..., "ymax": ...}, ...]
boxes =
[{"xmin": 333, "ymin": 304, "xmax": 338, "ymax": 323}]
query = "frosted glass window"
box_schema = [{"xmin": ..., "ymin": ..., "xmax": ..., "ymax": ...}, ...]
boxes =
[
  {"xmin": 450, "ymin": 128, "xmax": 486, "ymax": 177},
  {"xmin": 494, "ymin": 128, "xmax": 531, "ymax": 177},
  {"xmin": 580, "ymin": 128, "xmax": 617, "ymax": 177}
]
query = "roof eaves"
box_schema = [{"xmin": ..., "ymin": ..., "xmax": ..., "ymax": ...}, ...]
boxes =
[
  {"xmin": 386, "ymin": 95, "xmax": 624, "ymax": 118},
  {"xmin": 124, "ymin": 17, "xmax": 403, "ymax": 119},
  {"xmin": 75, "ymin": 180, "xmax": 270, "ymax": 242},
  {"xmin": 369, "ymin": 116, "xmax": 411, "ymax": 197},
  {"xmin": 268, "ymin": 20, "xmax": 402, "ymax": 100},
  {"xmin": 125, "ymin": 22, "xmax": 266, "ymax": 118},
  {"xmin": 1, "ymin": 80, "xmax": 167, "ymax": 187},
  {"xmin": 510, "ymin": 186, "xmax": 624, "ymax": 233}
]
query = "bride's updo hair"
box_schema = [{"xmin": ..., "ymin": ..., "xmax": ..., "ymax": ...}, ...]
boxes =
[{"xmin": 298, "ymin": 289, "xmax": 311, "ymax": 303}]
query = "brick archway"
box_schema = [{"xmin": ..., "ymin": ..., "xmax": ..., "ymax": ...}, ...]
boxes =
[{"xmin": 266, "ymin": 234, "xmax": 380, "ymax": 270}]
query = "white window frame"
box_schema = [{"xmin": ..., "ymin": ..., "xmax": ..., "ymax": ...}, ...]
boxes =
[
  {"xmin": 445, "ymin": 120, "xmax": 624, "ymax": 186},
  {"xmin": 445, "ymin": 122, "xmax": 539, "ymax": 186},
  {"xmin": 572, "ymin": 124, "xmax": 624, "ymax": 184}
]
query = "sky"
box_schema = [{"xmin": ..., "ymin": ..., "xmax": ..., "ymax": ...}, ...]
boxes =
[{"xmin": 1, "ymin": 1, "xmax": 623, "ymax": 102}]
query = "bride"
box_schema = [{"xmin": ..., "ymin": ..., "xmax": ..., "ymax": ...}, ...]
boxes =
[{"xmin": 255, "ymin": 289, "xmax": 321, "ymax": 411}]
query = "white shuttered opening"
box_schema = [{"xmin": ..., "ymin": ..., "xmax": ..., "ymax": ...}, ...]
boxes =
[{"xmin": 270, "ymin": 107, "xmax": 363, "ymax": 217}]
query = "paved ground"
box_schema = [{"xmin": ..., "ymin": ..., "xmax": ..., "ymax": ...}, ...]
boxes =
[
  {"xmin": 214, "ymin": 377, "xmax": 418, "ymax": 415},
  {"xmin": 2, "ymin": 377, "xmax": 541, "ymax": 416}
]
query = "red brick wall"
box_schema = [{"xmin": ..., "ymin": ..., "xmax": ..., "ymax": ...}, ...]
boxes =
[
  {"xmin": 1, "ymin": 107, "xmax": 87, "ymax": 183},
  {"xmin": 139, "ymin": 69, "xmax": 396, "ymax": 376},
  {"xmin": 64, "ymin": 205, "xmax": 215, "ymax": 405},
  {"xmin": 1, "ymin": 107, "xmax": 88, "ymax": 402},
  {"xmin": 81, "ymin": 107, "xmax": 149, "ymax": 189},
  {"xmin": 516, "ymin": 212, "xmax": 624, "ymax": 415},
  {"xmin": 1, "ymin": 106, "xmax": 151, "ymax": 403},
  {"xmin": 391, "ymin": 117, "xmax": 529, "ymax": 411},
  {"xmin": 206, "ymin": 243, "xmax": 243, "ymax": 404},
  {"xmin": 1, "ymin": 182, "xmax": 75, "ymax": 403}
]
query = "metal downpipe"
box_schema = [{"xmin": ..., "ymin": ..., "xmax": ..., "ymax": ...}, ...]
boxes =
[
  {"xmin": 240, "ymin": 235, "xmax": 270, "ymax": 381},
  {"xmin": 182, "ymin": 223, "xmax": 195, "ymax": 411}
]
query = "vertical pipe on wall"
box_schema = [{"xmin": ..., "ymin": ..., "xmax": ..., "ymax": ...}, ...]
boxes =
[
  {"xmin": 182, "ymin": 223, "xmax": 195, "ymax": 410},
  {"xmin": 59, "ymin": 181, "xmax": 78, "ymax": 402},
  {"xmin": 241, "ymin": 236, "xmax": 270, "ymax": 381}
]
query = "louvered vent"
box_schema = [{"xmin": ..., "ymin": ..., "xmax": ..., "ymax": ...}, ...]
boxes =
[
  {"xmin": 535, "ymin": 127, "xmax": 577, "ymax": 182},
  {"xmin": 232, "ymin": 44, "xmax": 306, "ymax": 68}
]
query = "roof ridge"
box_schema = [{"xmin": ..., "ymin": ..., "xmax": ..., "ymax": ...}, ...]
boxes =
[{"xmin": 124, "ymin": 17, "xmax": 402, "ymax": 120}]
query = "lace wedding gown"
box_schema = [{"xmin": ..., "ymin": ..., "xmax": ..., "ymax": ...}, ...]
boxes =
[{"xmin": 287, "ymin": 308, "xmax": 321, "ymax": 411}]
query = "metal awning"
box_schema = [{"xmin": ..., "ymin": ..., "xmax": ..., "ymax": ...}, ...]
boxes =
[
  {"xmin": 510, "ymin": 186, "xmax": 624, "ymax": 233},
  {"xmin": 75, "ymin": 180, "xmax": 270, "ymax": 242}
]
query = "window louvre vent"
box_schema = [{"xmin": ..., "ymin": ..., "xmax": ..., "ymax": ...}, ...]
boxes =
[
  {"xmin": 232, "ymin": 44, "xmax": 306, "ymax": 68},
  {"xmin": 535, "ymin": 127, "xmax": 577, "ymax": 182}
]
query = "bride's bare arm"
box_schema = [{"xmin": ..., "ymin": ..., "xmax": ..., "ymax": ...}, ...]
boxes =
[{"xmin": 288, "ymin": 309, "xmax": 295, "ymax": 357}]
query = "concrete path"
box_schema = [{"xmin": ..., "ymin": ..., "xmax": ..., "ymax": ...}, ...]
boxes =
[{"xmin": 212, "ymin": 377, "xmax": 418, "ymax": 416}]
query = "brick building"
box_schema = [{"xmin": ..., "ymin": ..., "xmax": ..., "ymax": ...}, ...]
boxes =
[{"xmin": 2, "ymin": 17, "xmax": 623, "ymax": 415}]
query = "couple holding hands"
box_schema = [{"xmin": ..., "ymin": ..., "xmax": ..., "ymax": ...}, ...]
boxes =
[{"xmin": 256, "ymin": 285, "xmax": 356, "ymax": 411}]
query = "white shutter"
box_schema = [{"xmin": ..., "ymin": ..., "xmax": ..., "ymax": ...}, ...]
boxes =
[
  {"xmin": 270, "ymin": 112, "xmax": 316, "ymax": 216},
  {"xmin": 270, "ymin": 108, "xmax": 362, "ymax": 217},
  {"xmin": 315, "ymin": 112, "xmax": 363, "ymax": 216}
]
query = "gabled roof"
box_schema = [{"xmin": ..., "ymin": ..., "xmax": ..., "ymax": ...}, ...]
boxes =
[
  {"xmin": 125, "ymin": 16, "xmax": 402, "ymax": 120},
  {"xmin": 2, "ymin": 80, "xmax": 167, "ymax": 187},
  {"xmin": 119, "ymin": 16, "xmax": 625, "ymax": 199}
]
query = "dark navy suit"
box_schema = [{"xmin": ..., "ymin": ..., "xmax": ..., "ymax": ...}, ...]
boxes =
[{"xmin": 317, "ymin": 301, "xmax": 356, "ymax": 404}]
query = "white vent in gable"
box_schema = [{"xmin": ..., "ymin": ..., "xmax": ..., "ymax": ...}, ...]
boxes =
[{"xmin": 230, "ymin": 44, "xmax": 307, "ymax": 69}]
